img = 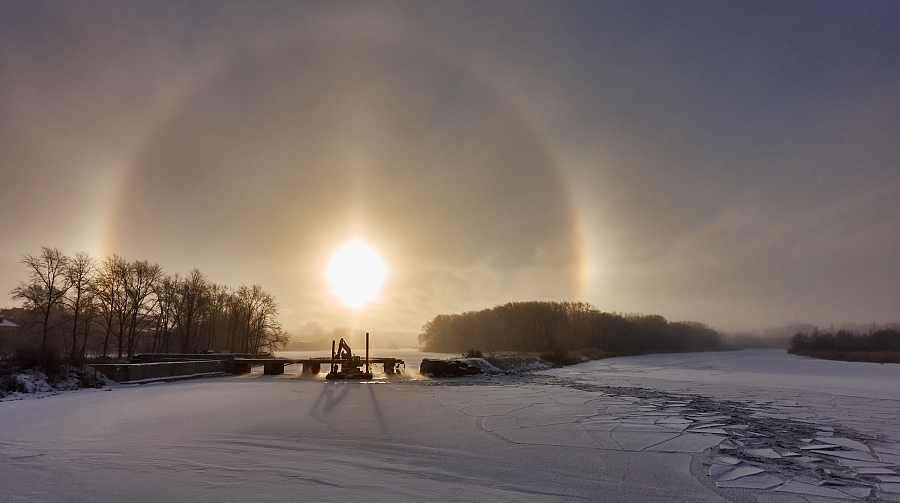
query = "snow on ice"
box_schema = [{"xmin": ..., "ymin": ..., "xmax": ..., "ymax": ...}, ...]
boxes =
[{"xmin": 2, "ymin": 349, "xmax": 900, "ymax": 502}]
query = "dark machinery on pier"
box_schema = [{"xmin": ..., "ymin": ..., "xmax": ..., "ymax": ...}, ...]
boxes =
[{"xmin": 326, "ymin": 333, "xmax": 374, "ymax": 380}]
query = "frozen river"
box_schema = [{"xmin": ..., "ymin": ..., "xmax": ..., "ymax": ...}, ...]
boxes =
[{"xmin": 2, "ymin": 349, "xmax": 899, "ymax": 502}]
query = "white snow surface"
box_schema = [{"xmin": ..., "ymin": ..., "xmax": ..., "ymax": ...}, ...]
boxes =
[
  {"xmin": 2, "ymin": 349, "xmax": 899, "ymax": 502},
  {"xmin": 458, "ymin": 357, "xmax": 503, "ymax": 373}
]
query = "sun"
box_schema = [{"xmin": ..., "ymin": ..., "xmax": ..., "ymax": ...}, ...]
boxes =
[{"xmin": 326, "ymin": 239, "xmax": 387, "ymax": 308}]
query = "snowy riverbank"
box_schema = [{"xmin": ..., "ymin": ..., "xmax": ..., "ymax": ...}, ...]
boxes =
[{"xmin": 0, "ymin": 365, "xmax": 106, "ymax": 401}]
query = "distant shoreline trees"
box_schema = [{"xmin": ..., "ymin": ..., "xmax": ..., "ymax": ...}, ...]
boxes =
[
  {"xmin": 418, "ymin": 301, "xmax": 720, "ymax": 355},
  {"xmin": 5, "ymin": 246, "xmax": 288, "ymax": 363},
  {"xmin": 789, "ymin": 327, "xmax": 900, "ymax": 354}
]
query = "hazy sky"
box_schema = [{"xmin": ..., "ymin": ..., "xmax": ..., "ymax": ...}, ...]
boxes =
[{"xmin": 2, "ymin": 1, "xmax": 898, "ymax": 335}]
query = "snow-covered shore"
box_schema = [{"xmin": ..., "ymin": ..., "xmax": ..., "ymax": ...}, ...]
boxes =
[
  {"xmin": 2, "ymin": 349, "xmax": 899, "ymax": 502},
  {"xmin": 0, "ymin": 365, "xmax": 105, "ymax": 401}
]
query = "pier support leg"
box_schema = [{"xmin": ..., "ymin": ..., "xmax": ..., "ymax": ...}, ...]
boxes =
[
  {"xmin": 230, "ymin": 361, "xmax": 252, "ymax": 375},
  {"xmin": 263, "ymin": 362, "xmax": 285, "ymax": 375}
]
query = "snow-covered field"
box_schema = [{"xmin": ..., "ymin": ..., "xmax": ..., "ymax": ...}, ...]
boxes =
[{"xmin": 2, "ymin": 349, "xmax": 899, "ymax": 502}]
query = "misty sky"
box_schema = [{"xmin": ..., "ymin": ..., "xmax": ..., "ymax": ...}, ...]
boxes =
[{"xmin": 2, "ymin": 1, "xmax": 898, "ymax": 335}]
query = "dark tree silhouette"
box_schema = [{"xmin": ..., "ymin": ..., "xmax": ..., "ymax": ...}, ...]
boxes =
[
  {"xmin": 789, "ymin": 327, "xmax": 900, "ymax": 354},
  {"xmin": 8, "ymin": 247, "xmax": 289, "ymax": 360},
  {"xmin": 63, "ymin": 252, "xmax": 96, "ymax": 363},
  {"xmin": 9, "ymin": 247, "xmax": 71, "ymax": 354},
  {"xmin": 419, "ymin": 301, "xmax": 720, "ymax": 355}
]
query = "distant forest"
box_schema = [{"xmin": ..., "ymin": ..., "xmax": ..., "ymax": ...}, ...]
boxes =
[
  {"xmin": 2, "ymin": 246, "xmax": 287, "ymax": 364},
  {"xmin": 418, "ymin": 301, "xmax": 720, "ymax": 354},
  {"xmin": 789, "ymin": 327, "xmax": 900, "ymax": 354}
]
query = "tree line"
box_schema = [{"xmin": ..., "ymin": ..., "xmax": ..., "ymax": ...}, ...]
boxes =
[
  {"xmin": 789, "ymin": 327, "xmax": 900, "ymax": 353},
  {"xmin": 6, "ymin": 246, "xmax": 287, "ymax": 363},
  {"xmin": 418, "ymin": 301, "xmax": 720, "ymax": 354}
]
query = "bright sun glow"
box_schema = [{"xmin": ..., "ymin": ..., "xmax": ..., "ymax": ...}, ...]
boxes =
[{"xmin": 326, "ymin": 239, "xmax": 387, "ymax": 308}]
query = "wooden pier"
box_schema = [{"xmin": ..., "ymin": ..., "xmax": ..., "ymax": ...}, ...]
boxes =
[{"xmin": 130, "ymin": 353, "xmax": 405, "ymax": 376}]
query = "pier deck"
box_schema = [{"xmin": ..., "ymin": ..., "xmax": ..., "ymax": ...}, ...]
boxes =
[{"xmin": 129, "ymin": 353, "xmax": 405, "ymax": 376}]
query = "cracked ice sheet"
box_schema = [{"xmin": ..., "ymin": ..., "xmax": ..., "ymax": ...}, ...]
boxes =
[
  {"xmin": 508, "ymin": 403, "xmax": 602, "ymax": 420},
  {"xmin": 609, "ymin": 430, "xmax": 681, "ymax": 451},
  {"xmin": 775, "ymin": 481, "xmax": 859, "ymax": 500},
  {"xmin": 646, "ymin": 433, "xmax": 725, "ymax": 453},
  {"xmin": 495, "ymin": 424, "xmax": 604, "ymax": 448},
  {"xmin": 541, "ymin": 349, "xmax": 900, "ymax": 446},
  {"xmin": 715, "ymin": 473, "xmax": 783, "ymax": 489},
  {"xmin": 460, "ymin": 403, "xmax": 532, "ymax": 416}
]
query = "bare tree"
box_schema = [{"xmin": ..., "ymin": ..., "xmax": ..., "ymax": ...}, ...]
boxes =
[
  {"xmin": 123, "ymin": 260, "xmax": 163, "ymax": 357},
  {"xmin": 10, "ymin": 247, "xmax": 71, "ymax": 353},
  {"xmin": 202, "ymin": 284, "xmax": 230, "ymax": 351},
  {"xmin": 93, "ymin": 255, "xmax": 128, "ymax": 358},
  {"xmin": 77, "ymin": 300, "xmax": 98, "ymax": 361},
  {"xmin": 10, "ymin": 248, "xmax": 289, "ymax": 358},
  {"xmin": 151, "ymin": 274, "xmax": 178, "ymax": 353},
  {"xmin": 173, "ymin": 269, "xmax": 209, "ymax": 354},
  {"xmin": 63, "ymin": 252, "xmax": 96, "ymax": 363},
  {"xmin": 232, "ymin": 285, "xmax": 287, "ymax": 353}
]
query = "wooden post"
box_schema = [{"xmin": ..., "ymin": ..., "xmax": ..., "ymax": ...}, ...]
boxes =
[
  {"xmin": 330, "ymin": 340, "xmax": 336, "ymax": 374},
  {"xmin": 366, "ymin": 332, "xmax": 370, "ymax": 373}
]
